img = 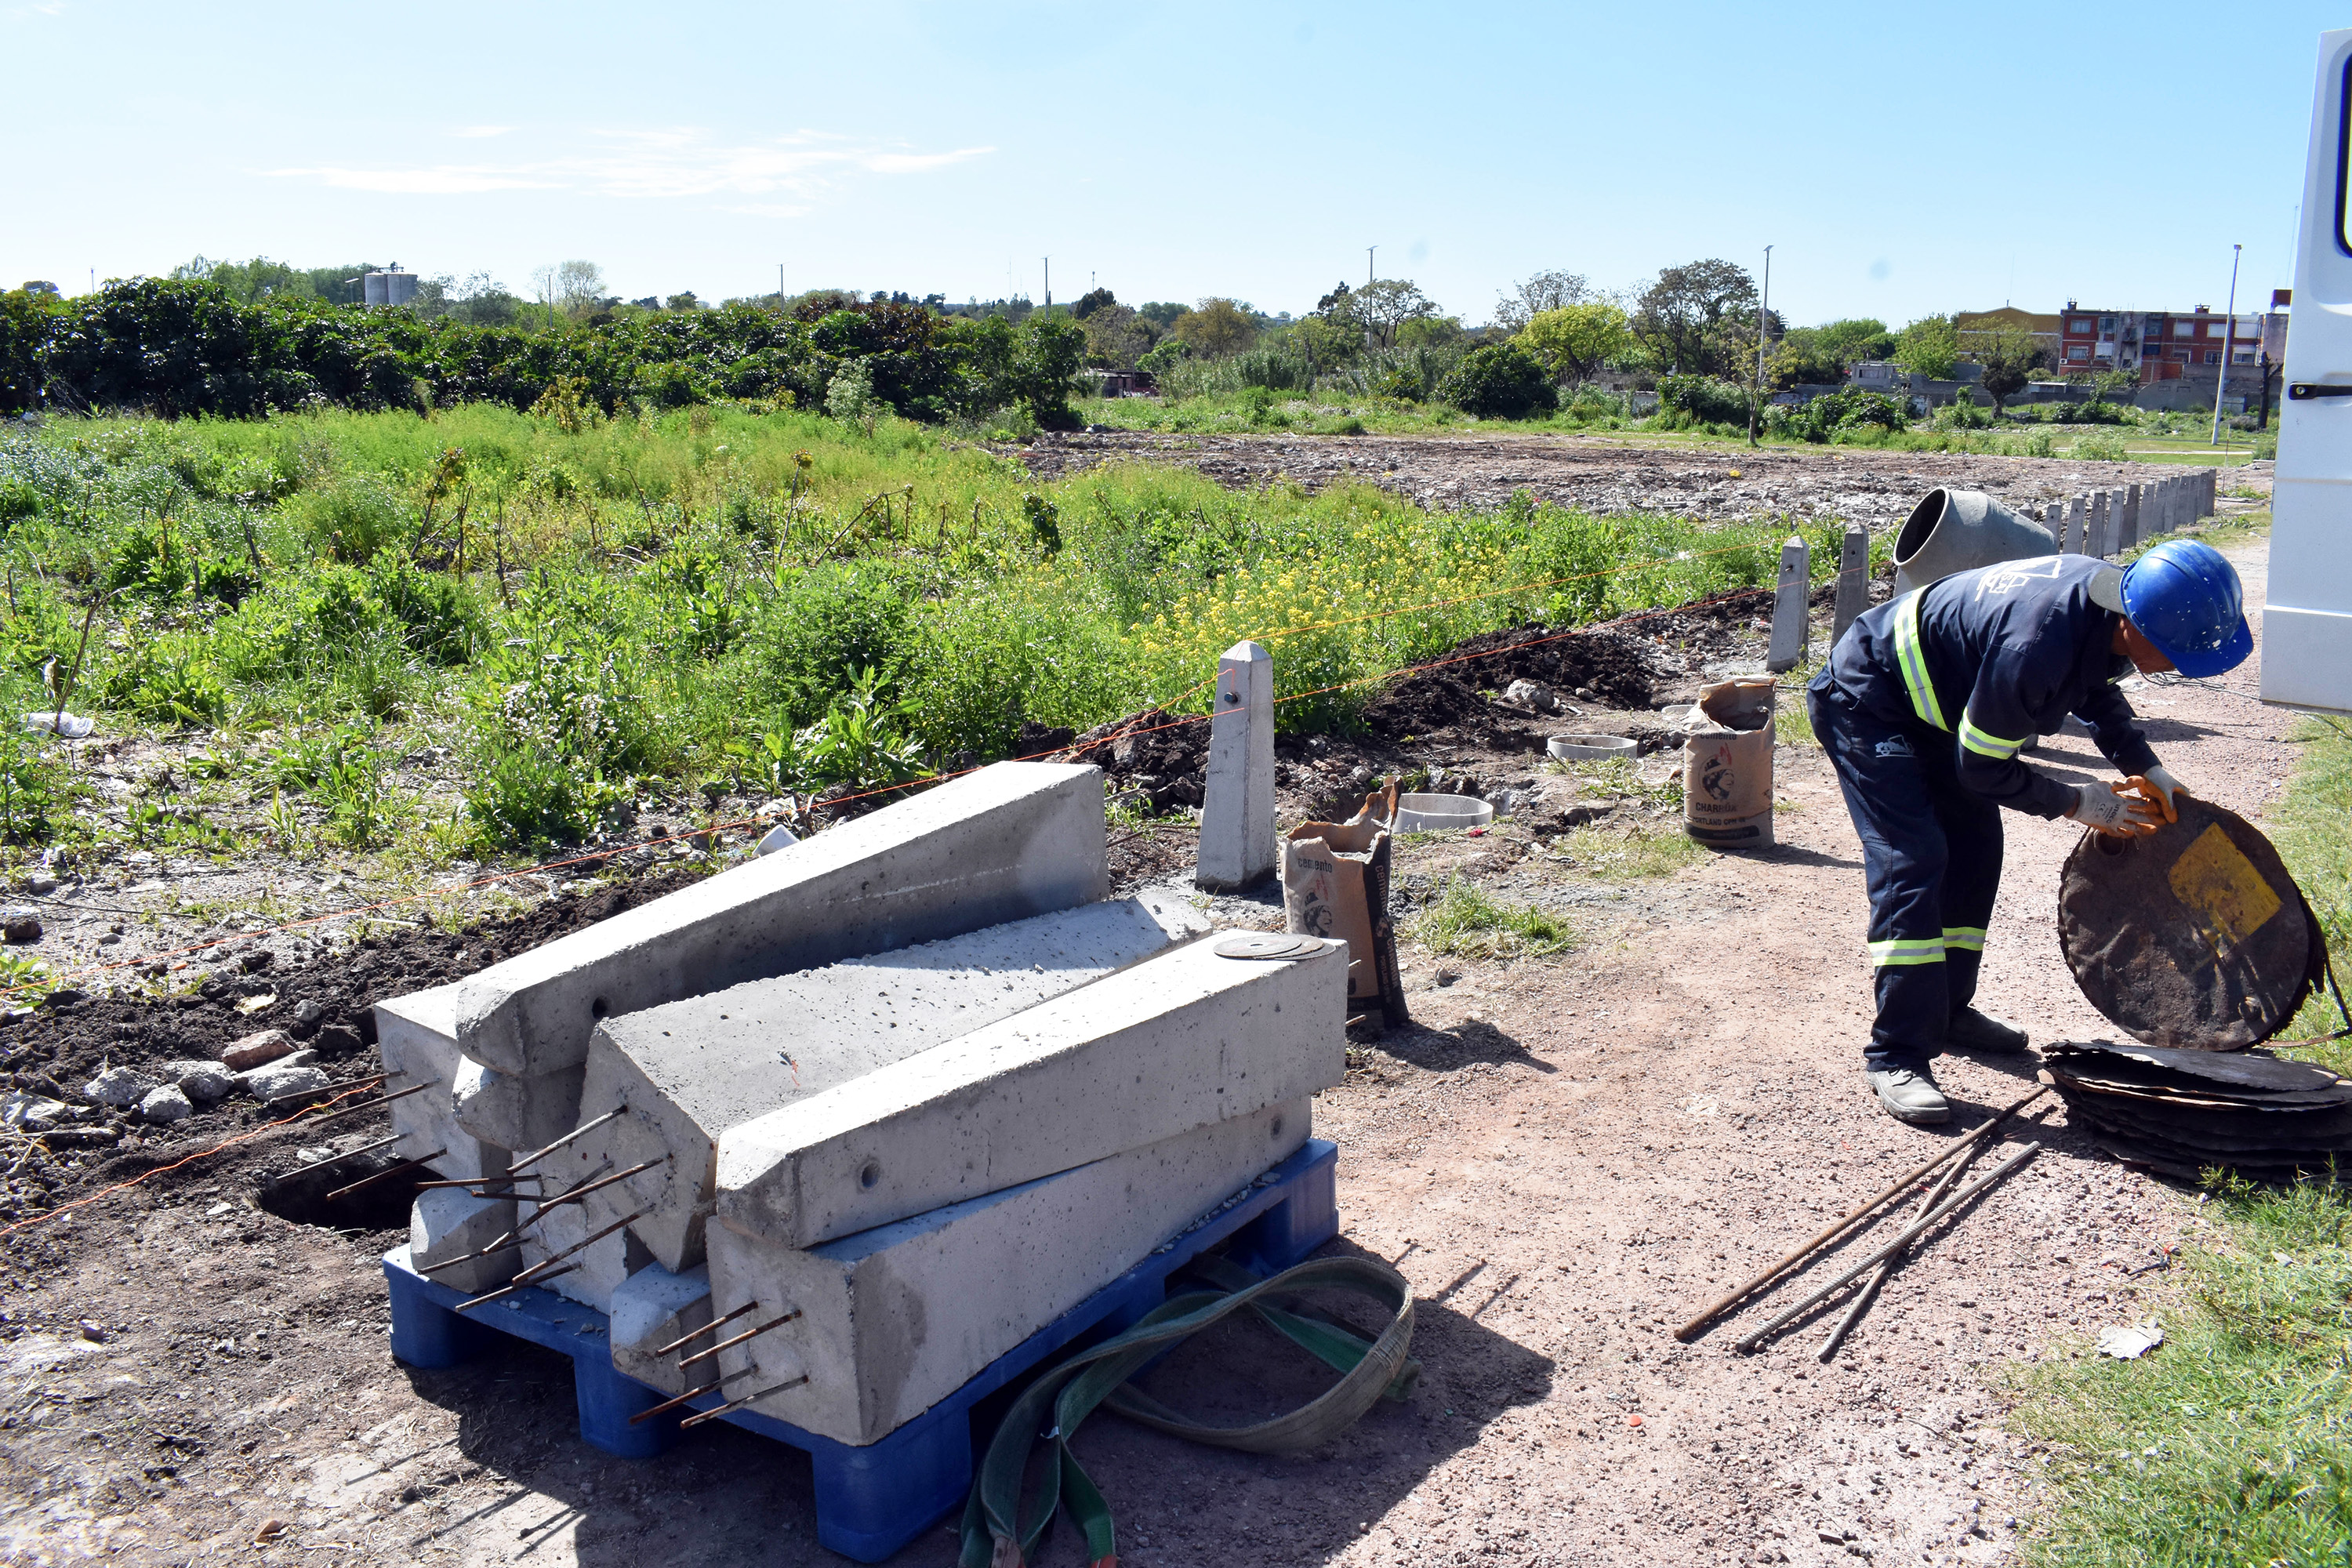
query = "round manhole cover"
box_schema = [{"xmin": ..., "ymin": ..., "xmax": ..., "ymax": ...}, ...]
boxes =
[
  {"xmin": 2058, "ymin": 797, "xmax": 2324, "ymax": 1050},
  {"xmin": 1214, "ymin": 933, "xmax": 1324, "ymax": 960}
]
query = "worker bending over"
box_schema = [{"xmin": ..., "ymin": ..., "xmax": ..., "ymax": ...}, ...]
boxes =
[{"xmin": 1806, "ymin": 539, "xmax": 2253, "ymax": 1124}]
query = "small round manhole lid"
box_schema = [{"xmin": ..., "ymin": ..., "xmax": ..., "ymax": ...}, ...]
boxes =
[{"xmin": 1214, "ymin": 934, "xmax": 1326, "ymax": 960}]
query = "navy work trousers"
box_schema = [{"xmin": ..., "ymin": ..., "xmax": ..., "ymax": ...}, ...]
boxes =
[{"xmin": 1806, "ymin": 676, "xmax": 2004, "ymax": 1073}]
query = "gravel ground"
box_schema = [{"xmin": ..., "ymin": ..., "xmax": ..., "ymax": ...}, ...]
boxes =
[
  {"xmin": 1010, "ymin": 429, "xmax": 2270, "ymax": 530},
  {"xmin": 0, "ymin": 536, "xmax": 2294, "ymax": 1568}
]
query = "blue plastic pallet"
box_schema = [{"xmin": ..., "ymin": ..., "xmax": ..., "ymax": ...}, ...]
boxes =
[{"xmin": 383, "ymin": 1137, "xmax": 1338, "ymax": 1563}]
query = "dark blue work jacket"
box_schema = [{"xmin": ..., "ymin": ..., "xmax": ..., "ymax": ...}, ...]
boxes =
[{"xmin": 1819, "ymin": 555, "xmax": 2159, "ymax": 819}]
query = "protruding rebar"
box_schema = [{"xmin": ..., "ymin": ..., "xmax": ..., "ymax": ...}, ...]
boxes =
[
  {"xmin": 627, "ymin": 1368, "xmax": 750, "ymax": 1425},
  {"xmin": 264, "ymin": 1072, "xmax": 394, "ymax": 1109},
  {"xmin": 517, "ymin": 1157, "xmax": 665, "ymax": 1230},
  {"xmin": 326, "ymin": 1150, "xmax": 445, "ymax": 1202},
  {"xmin": 652, "ymin": 1301, "xmax": 757, "ymax": 1357},
  {"xmin": 677, "ymin": 1309, "xmax": 803, "ymax": 1371},
  {"xmin": 505, "ymin": 1106, "xmax": 629, "ymax": 1178},
  {"xmin": 678, "ymin": 1375, "xmax": 808, "ymax": 1428},
  {"xmin": 282, "ymin": 1132, "xmax": 405, "ymax": 1181},
  {"xmin": 513, "ymin": 1207, "xmax": 652, "ymax": 1284},
  {"xmin": 300, "ymin": 1082, "xmax": 432, "ymax": 1126},
  {"xmin": 456, "ymin": 1265, "xmax": 577, "ymax": 1312}
]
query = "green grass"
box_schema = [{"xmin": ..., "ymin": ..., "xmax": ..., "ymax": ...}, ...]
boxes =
[
  {"xmin": 2274, "ymin": 713, "xmax": 2352, "ymax": 1073},
  {"xmin": 0, "ymin": 405, "xmax": 1844, "ymax": 862},
  {"xmin": 2010, "ymin": 1176, "xmax": 2352, "ymax": 1567},
  {"xmin": 1556, "ymin": 820, "xmax": 1704, "ymax": 879},
  {"xmin": 1406, "ymin": 876, "xmax": 1576, "ymax": 958}
]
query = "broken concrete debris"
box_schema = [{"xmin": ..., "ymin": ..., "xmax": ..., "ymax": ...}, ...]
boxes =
[
  {"xmin": 377, "ymin": 760, "xmax": 1347, "ymax": 1451},
  {"xmin": 220, "ymin": 1029, "xmax": 296, "ymax": 1073}
]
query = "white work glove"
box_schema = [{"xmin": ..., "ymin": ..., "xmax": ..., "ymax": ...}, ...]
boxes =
[
  {"xmin": 2129, "ymin": 765, "xmax": 2186, "ymax": 823},
  {"xmin": 2069, "ymin": 781, "xmax": 2163, "ymax": 838}
]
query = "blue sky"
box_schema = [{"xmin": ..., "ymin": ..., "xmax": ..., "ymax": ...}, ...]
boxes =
[{"xmin": 4, "ymin": 1, "xmax": 2339, "ymax": 328}]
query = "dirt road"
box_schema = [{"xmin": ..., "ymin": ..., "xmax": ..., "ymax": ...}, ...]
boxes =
[{"xmin": 0, "ymin": 539, "xmax": 2296, "ymax": 1568}]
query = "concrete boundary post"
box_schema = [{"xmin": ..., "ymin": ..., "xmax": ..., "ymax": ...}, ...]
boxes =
[
  {"xmin": 2088, "ymin": 492, "xmax": 2111, "ymax": 557},
  {"xmin": 2065, "ymin": 495, "xmax": 2085, "ymax": 554},
  {"xmin": 1766, "ymin": 534, "xmax": 1811, "ymax": 673},
  {"xmin": 1196, "ymin": 640, "xmax": 1276, "ymax": 891},
  {"xmin": 1831, "ymin": 526, "xmax": 1869, "ymax": 646},
  {"xmin": 2120, "ymin": 483, "xmax": 2141, "ymax": 550}
]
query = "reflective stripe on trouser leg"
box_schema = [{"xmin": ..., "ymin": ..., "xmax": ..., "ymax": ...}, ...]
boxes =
[
  {"xmin": 1810, "ymin": 675, "xmax": 1967, "ymax": 1072},
  {"xmin": 1941, "ymin": 927, "xmax": 1986, "ymax": 952}
]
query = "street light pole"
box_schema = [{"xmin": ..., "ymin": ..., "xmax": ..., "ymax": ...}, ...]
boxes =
[
  {"xmin": 2211, "ymin": 243, "xmax": 2241, "ymax": 446},
  {"xmin": 1751, "ymin": 245, "xmax": 1773, "ymax": 447},
  {"xmin": 1367, "ymin": 245, "xmax": 1376, "ymax": 286}
]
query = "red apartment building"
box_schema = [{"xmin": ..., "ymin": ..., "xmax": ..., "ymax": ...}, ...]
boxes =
[{"xmin": 2055, "ymin": 303, "xmax": 2270, "ymax": 381}]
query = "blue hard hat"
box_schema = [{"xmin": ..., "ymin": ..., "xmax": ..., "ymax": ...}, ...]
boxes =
[{"xmin": 2119, "ymin": 539, "xmax": 2252, "ymax": 679}]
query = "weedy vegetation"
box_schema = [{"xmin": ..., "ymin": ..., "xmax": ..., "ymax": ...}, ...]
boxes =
[{"xmin": 1407, "ymin": 876, "xmax": 1576, "ymax": 959}]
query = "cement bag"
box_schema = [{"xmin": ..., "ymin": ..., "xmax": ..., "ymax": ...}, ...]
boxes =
[
  {"xmin": 1283, "ymin": 783, "xmax": 1407, "ymax": 1027},
  {"xmin": 2058, "ymin": 797, "xmax": 2326, "ymax": 1049},
  {"xmin": 1682, "ymin": 677, "xmax": 1776, "ymax": 851}
]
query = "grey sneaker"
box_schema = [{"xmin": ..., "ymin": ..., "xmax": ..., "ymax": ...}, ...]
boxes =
[
  {"xmin": 1867, "ymin": 1067, "xmax": 1951, "ymax": 1125},
  {"xmin": 1946, "ymin": 1008, "xmax": 2029, "ymax": 1055}
]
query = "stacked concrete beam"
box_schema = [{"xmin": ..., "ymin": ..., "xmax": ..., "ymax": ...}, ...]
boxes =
[
  {"xmin": 376, "ymin": 764, "xmax": 1112, "ymax": 1185},
  {"xmin": 564, "ymin": 894, "xmax": 1210, "ymax": 1274},
  {"xmin": 703, "ymin": 1098, "xmax": 1311, "ymax": 1444},
  {"xmin": 711, "ymin": 935, "xmax": 1347, "ymax": 1249}
]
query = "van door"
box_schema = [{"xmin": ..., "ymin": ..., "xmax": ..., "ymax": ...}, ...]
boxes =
[{"xmin": 2267, "ymin": 28, "xmax": 2352, "ymax": 714}]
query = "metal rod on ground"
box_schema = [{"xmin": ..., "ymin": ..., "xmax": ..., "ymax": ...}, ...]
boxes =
[
  {"xmin": 505, "ymin": 1106, "xmax": 628, "ymax": 1177},
  {"xmin": 1675, "ymin": 1084, "xmax": 2048, "ymax": 1340},
  {"xmin": 1818, "ymin": 1138, "xmax": 1984, "ymax": 1364},
  {"xmin": 677, "ymin": 1309, "xmax": 804, "ymax": 1370},
  {"xmin": 513, "ymin": 1207, "xmax": 652, "ymax": 1284},
  {"xmin": 652, "ymin": 1301, "xmax": 759, "ymax": 1357},
  {"xmin": 678, "ymin": 1376, "xmax": 808, "ymax": 1430},
  {"xmin": 297, "ymin": 1083, "xmax": 432, "ymax": 1126},
  {"xmin": 456, "ymin": 1265, "xmax": 577, "ymax": 1312},
  {"xmin": 325, "ymin": 1151, "xmax": 445, "ymax": 1203},
  {"xmin": 628, "ymin": 1368, "xmax": 751, "ymax": 1425},
  {"xmin": 1736, "ymin": 1142, "xmax": 2042, "ymax": 1353},
  {"xmin": 281, "ymin": 1132, "xmax": 406, "ymax": 1181}
]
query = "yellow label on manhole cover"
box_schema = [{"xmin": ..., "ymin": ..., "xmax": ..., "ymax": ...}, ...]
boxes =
[{"xmin": 2166, "ymin": 822, "xmax": 2283, "ymax": 950}]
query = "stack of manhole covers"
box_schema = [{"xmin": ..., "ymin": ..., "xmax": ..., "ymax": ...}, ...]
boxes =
[
  {"xmin": 2038, "ymin": 1040, "xmax": 2352, "ymax": 1182},
  {"xmin": 2049, "ymin": 796, "xmax": 2350, "ymax": 1180}
]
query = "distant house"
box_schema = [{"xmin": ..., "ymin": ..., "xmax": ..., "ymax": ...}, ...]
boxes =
[
  {"xmin": 2052, "ymin": 301, "xmax": 2277, "ymax": 382},
  {"xmin": 1954, "ymin": 306, "xmax": 2061, "ymax": 365},
  {"xmin": 1081, "ymin": 369, "xmax": 1156, "ymax": 397}
]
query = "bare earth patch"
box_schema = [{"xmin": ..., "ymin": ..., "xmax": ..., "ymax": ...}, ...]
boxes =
[{"xmin": 0, "ymin": 502, "xmax": 2294, "ymax": 1568}]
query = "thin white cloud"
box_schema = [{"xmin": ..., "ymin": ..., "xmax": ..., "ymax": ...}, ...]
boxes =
[
  {"xmin": 451, "ymin": 125, "xmax": 516, "ymax": 139},
  {"xmin": 5, "ymin": 2, "xmax": 66, "ymax": 18},
  {"xmin": 267, "ymin": 130, "xmax": 992, "ymax": 204}
]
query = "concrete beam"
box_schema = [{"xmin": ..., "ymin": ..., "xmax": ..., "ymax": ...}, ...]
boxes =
[
  {"xmin": 377, "ymin": 985, "xmax": 506, "ymax": 1181},
  {"xmin": 451, "ymin": 1057, "xmax": 585, "ymax": 1156},
  {"xmin": 408, "ymin": 1189, "xmax": 516, "ymax": 1294},
  {"xmin": 609, "ymin": 1262, "xmax": 714, "ymax": 1394},
  {"xmin": 713, "ymin": 935, "xmax": 1348, "ymax": 1250},
  {"xmin": 1196, "ymin": 641, "xmax": 1276, "ymax": 892},
  {"xmin": 452, "ymin": 763, "xmax": 1109, "ymax": 1078},
  {"xmin": 707, "ymin": 1098, "xmax": 1310, "ymax": 1446},
  {"xmin": 572, "ymin": 895, "xmax": 1210, "ymax": 1271}
]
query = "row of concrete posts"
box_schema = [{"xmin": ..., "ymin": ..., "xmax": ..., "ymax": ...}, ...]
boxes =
[{"xmin": 1765, "ymin": 469, "xmax": 2222, "ymax": 672}]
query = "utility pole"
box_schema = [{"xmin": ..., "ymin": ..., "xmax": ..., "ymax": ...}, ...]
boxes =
[
  {"xmin": 1043, "ymin": 257, "xmax": 1050, "ymax": 313},
  {"xmin": 1364, "ymin": 246, "xmax": 1378, "ymax": 350},
  {"xmin": 1750, "ymin": 245, "xmax": 1773, "ymax": 448},
  {"xmin": 777, "ymin": 263, "xmax": 786, "ymax": 308},
  {"xmin": 2211, "ymin": 243, "xmax": 2241, "ymax": 447}
]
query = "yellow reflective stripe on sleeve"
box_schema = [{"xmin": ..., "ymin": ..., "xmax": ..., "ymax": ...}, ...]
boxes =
[
  {"xmin": 1958, "ymin": 711, "xmax": 2025, "ymax": 760},
  {"xmin": 1891, "ymin": 593, "xmax": 1948, "ymax": 731},
  {"xmin": 1867, "ymin": 937, "xmax": 1947, "ymax": 967},
  {"xmin": 1942, "ymin": 926, "xmax": 1987, "ymax": 951}
]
